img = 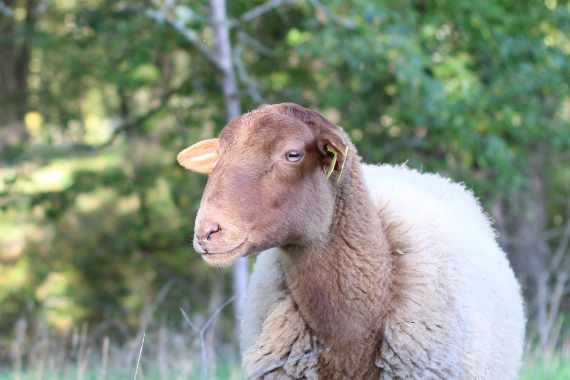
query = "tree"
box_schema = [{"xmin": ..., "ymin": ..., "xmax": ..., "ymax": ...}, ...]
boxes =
[
  {"xmin": 0, "ymin": 0, "xmax": 36, "ymax": 156},
  {"xmin": 210, "ymin": 0, "xmax": 248, "ymax": 324}
]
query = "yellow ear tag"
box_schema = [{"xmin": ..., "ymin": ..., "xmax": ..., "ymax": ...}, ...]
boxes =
[
  {"xmin": 324, "ymin": 145, "xmax": 349, "ymax": 183},
  {"xmin": 324, "ymin": 145, "xmax": 338, "ymax": 180},
  {"xmin": 336, "ymin": 145, "xmax": 349, "ymax": 184}
]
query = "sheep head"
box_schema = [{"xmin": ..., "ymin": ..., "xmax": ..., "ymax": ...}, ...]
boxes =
[{"xmin": 178, "ymin": 103, "xmax": 350, "ymax": 267}]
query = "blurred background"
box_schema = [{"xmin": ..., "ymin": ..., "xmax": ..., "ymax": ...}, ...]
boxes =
[{"xmin": 0, "ymin": 0, "xmax": 569, "ymax": 379}]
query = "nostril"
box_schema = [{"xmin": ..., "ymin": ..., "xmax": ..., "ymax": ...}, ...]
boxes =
[{"xmin": 205, "ymin": 223, "xmax": 221, "ymax": 241}]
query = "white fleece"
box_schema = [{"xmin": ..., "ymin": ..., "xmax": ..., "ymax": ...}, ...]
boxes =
[{"xmin": 241, "ymin": 164, "xmax": 525, "ymax": 379}]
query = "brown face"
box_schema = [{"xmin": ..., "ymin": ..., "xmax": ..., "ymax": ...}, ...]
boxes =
[{"xmin": 177, "ymin": 103, "xmax": 350, "ymax": 267}]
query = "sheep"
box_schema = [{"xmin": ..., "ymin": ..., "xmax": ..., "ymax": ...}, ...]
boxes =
[{"xmin": 177, "ymin": 103, "xmax": 526, "ymax": 379}]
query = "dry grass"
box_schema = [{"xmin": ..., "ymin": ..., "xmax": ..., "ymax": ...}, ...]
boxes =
[
  {"xmin": 2, "ymin": 318, "xmax": 570, "ymax": 380},
  {"xmin": 0, "ymin": 320, "xmax": 242, "ymax": 380}
]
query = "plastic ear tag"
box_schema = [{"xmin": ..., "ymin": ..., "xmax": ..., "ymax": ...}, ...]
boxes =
[
  {"xmin": 336, "ymin": 145, "xmax": 349, "ymax": 184},
  {"xmin": 324, "ymin": 145, "xmax": 349, "ymax": 183},
  {"xmin": 324, "ymin": 145, "xmax": 338, "ymax": 180}
]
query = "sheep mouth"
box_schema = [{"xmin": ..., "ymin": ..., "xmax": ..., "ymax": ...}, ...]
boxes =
[{"xmin": 201, "ymin": 239, "xmax": 249, "ymax": 267}]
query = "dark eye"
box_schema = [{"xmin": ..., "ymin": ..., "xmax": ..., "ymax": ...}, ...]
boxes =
[{"xmin": 285, "ymin": 150, "xmax": 304, "ymax": 163}]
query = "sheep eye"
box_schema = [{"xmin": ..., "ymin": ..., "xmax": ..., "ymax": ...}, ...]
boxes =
[{"xmin": 285, "ymin": 150, "xmax": 304, "ymax": 163}]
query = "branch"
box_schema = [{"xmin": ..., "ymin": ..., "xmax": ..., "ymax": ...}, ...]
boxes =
[
  {"xmin": 232, "ymin": 0, "xmax": 355, "ymax": 30},
  {"xmin": 99, "ymin": 84, "xmax": 181, "ymax": 148},
  {"xmin": 145, "ymin": 9, "xmax": 224, "ymax": 72},
  {"xmin": 133, "ymin": 332, "xmax": 145, "ymax": 380},
  {"xmin": 234, "ymin": 42, "xmax": 265, "ymax": 103},
  {"xmin": 549, "ymin": 198, "xmax": 570, "ymax": 273},
  {"xmin": 200, "ymin": 295, "xmax": 236, "ymax": 339},
  {"xmin": 6, "ymin": 83, "xmax": 185, "ymax": 166},
  {"xmin": 102, "ymin": 103, "xmax": 161, "ymax": 147},
  {"xmin": 180, "ymin": 296, "xmax": 236, "ymax": 380},
  {"xmin": 238, "ymin": 0, "xmax": 299, "ymax": 24},
  {"xmin": 238, "ymin": 30, "xmax": 275, "ymax": 57},
  {"xmin": 546, "ymin": 271, "xmax": 568, "ymax": 339}
]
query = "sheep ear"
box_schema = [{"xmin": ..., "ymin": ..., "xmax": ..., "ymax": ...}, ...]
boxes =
[
  {"xmin": 177, "ymin": 138, "xmax": 220, "ymax": 175},
  {"xmin": 279, "ymin": 103, "xmax": 349, "ymax": 182},
  {"xmin": 318, "ymin": 132, "xmax": 349, "ymax": 183}
]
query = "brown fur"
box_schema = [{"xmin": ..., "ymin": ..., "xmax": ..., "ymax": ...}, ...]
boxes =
[
  {"xmin": 278, "ymin": 156, "xmax": 393, "ymax": 378},
  {"xmin": 193, "ymin": 103, "xmax": 351, "ymax": 265},
  {"xmin": 242, "ymin": 158, "xmax": 395, "ymax": 379}
]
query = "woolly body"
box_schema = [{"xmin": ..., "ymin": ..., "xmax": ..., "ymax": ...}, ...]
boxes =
[{"xmin": 241, "ymin": 164, "xmax": 525, "ymax": 379}]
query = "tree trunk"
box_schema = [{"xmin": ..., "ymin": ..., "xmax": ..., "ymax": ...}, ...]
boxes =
[
  {"xmin": 510, "ymin": 144, "xmax": 551, "ymax": 349},
  {"xmin": 0, "ymin": 0, "xmax": 34, "ymax": 155},
  {"xmin": 209, "ymin": 0, "xmax": 248, "ymax": 330}
]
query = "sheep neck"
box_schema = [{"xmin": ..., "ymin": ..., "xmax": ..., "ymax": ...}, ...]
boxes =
[{"xmin": 281, "ymin": 158, "xmax": 392, "ymax": 371}]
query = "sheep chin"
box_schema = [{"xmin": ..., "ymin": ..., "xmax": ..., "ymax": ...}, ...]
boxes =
[
  {"xmin": 201, "ymin": 240, "xmax": 251, "ymax": 267},
  {"xmin": 201, "ymin": 251, "xmax": 242, "ymax": 267}
]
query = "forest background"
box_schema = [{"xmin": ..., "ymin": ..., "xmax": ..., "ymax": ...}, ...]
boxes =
[{"xmin": 1, "ymin": 0, "xmax": 569, "ymax": 379}]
